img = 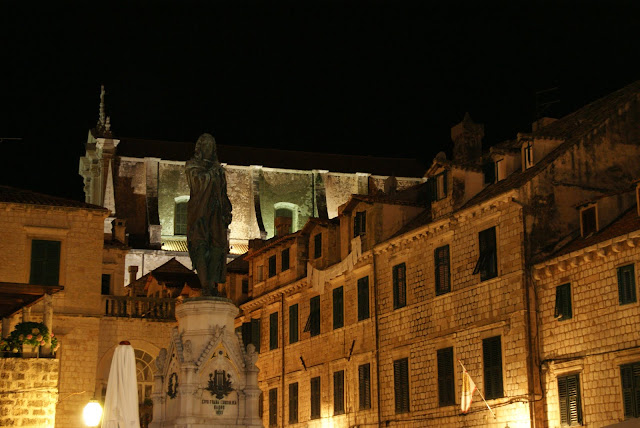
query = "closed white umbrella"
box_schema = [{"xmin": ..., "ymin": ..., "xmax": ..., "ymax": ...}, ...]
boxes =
[{"xmin": 101, "ymin": 341, "xmax": 140, "ymax": 428}]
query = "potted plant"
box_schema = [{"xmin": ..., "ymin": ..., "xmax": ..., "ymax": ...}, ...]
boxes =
[{"xmin": 2, "ymin": 322, "xmax": 59, "ymax": 358}]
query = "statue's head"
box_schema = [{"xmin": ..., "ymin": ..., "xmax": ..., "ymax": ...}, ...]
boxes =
[{"xmin": 194, "ymin": 133, "xmax": 218, "ymax": 162}]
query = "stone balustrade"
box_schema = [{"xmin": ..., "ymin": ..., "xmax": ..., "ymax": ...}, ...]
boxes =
[{"xmin": 103, "ymin": 296, "xmax": 176, "ymax": 321}]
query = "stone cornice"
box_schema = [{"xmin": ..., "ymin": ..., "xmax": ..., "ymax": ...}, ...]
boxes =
[
  {"xmin": 533, "ymin": 230, "xmax": 640, "ymax": 281},
  {"xmin": 240, "ymin": 278, "xmax": 308, "ymax": 313}
]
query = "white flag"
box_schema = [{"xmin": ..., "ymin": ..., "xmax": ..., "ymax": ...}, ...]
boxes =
[{"xmin": 461, "ymin": 369, "xmax": 476, "ymax": 413}]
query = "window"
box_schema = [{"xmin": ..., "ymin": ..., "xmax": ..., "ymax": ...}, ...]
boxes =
[
  {"xmin": 393, "ymin": 263, "xmax": 407, "ymax": 309},
  {"xmin": 437, "ymin": 347, "xmax": 455, "ymax": 406},
  {"xmin": 483, "ymin": 162, "xmax": 496, "ymax": 185},
  {"xmin": 620, "ymin": 362, "xmax": 640, "ymax": 419},
  {"xmin": 314, "ymin": 233, "xmax": 322, "ymax": 259},
  {"xmin": 289, "ymin": 304, "xmax": 298, "ymax": 344},
  {"xmin": 473, "ymin": 227, "xmax": 497, "ymax": 281},
  {"xmin": 274, "ymin": 207, "xmax": 293, "ymax": 236},
  {"xmin": 174, "ymin": 201, "xmax": 187, "ymax": 235},
  {"xmin": 555, "ymin": 283, "xmax": 572, "ymax": 321},
  {"xmin": 269, "ymin": 312, "xmax": 278, "ymax": 350},
  {"xmin": 101, "ymin": 274, "xmax": 111, "ymax": 296},
  {"xmin": 310, "ymin": 376, "xmax": 321, "ymax": 420},
  {"xmin": 241, "ymin": 318, "xmax": 261, "ymax": 353},
  {"xmin": 429, "ymin": 171, "xmax": 447, "ymax": 201},
  {"xmin": 281, "ymin": 248, "xmax": 290, "ymax": 271},
  {"xmin": 523, "ymin": 140, "xmax": 533, "ymax": 169},
  {"xmin": 354, "ymin": 211, "xmax": 366, "ymax": 237},
  {"xmin": 333, "ymin": 286, "xmax": 344, "ymax": 329},
  {"xmin": 618, "ymin": 264, "xmax": 637, "ymax": 305},
  {"xmin": 495, "ymin": 158, "xmax": 505, "ymax": 182},
  {"xmin": 257, "ymin": 265, "xmax": 264, "ymax": 282},
  {"xmin": 268, "ymin": 388, "xmax": 277, "ymax": 427},
  {"xmin": 482, "ymin": 336, "xmax": 503, "ymax": 399},
  {"xmin": 393, "ymin": 357, "xmax": 410, "ymax": 413},
  {"xmin": 558, "ymin": 374, "xmax": 582, "ymax": 426},
  {"xmin": 333, "ymin": 370, "xmax": 345, "ymax": 415},
  {"xmin": 30, "ymin": 239, "xmax": 61, "ymax": 286},
  {"xmin": 242, "ymin": 279, "xmax": 249, "ymax": 294},
  {"xmin": 357, "ymin": 276, "xmax": 370, "ymax": 321},
  {"xmin": 580, "ymin": 205, "xmax": 597, "ymax": 237},
  {"xmin": 435, "ymin": 245, "xmax": 451, "ymax": 296},
  {"xmin": 358, "ymin": 363, "xmax": 371, "ymax": 410},
  {"xmin": 268, "ymin": 255, "xmax": 276, "ymax": 278},
  {"xmin": 303, "ymin": 296, "xmax": 321, "ymax": 337},
  {"xmin": 288, "ymin": 382, "xmax": 298, "ymax": 424}
]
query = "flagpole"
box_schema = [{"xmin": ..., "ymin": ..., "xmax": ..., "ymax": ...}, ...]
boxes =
[{"xmin": 458, "ymin": 359, "xmax": 496, "ymax": 419}]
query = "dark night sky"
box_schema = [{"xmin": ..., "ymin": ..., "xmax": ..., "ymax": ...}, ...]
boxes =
[{"xmin": 1, "ymin": 1, "xmax": 639, "ymax": 202}]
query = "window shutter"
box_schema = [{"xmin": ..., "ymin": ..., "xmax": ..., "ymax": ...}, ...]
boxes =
[
  {"xmin": 269, "ymin": 312, "xmax": 278, "ymax": 350},
  {"xmin": 310, "ymin": 376, "xmax": 321, "ymax": 419},
  {"xmin": 393, "ymin": 264, "xmax": 406, "ymax": 309},
  {"xmin": 333, "ymin": 287, "xmax": 344, "ymax": 329},
  {"xmin": 618, "ymin": 265, "xmax": 637, "ymax": 305},
  {"xmin": 357, "ymin": 276, "xmax": 370, "ymax": 321},
  {"xmin": 483, "ymin": 336, "xmax": 503, "ymax": 399},
  {"xmin": 288, "ymin": 383, "xmax": 298, "ymax": 424},
  {"xmin": 268, "ymin": 388, "xmax": 277, "ymax": 427},
  {"xmin": 30, "ymin": 240, "xmax": 61, "ymax": 286},
  {"xmin": 435, "ymin": 245, "xmax": 451, "ymax": 295},
  {"xmin": 359, "ymin": 363, "xmax": 371, "ymax": 410},
  {"xmin": 555, "ymin": 283, "xmax": 572, "ymax": 320},
  {"xmin": 394, "ymin": 358, "xmax": 409, "ymax": 413},
  {"xmin": 437, "ymin": 347, "xmax": 455, "ymax": 406},
  {"xmin": 621, "ymin": 365, "xmax": 635, "ymax": 418},
  {"xmin": 558, "ymin": 374, "xmax": 582, "ymax": 425},
  {"xmin": 251, "ymin": 318, "xmax": 261, "ymax": 353},
  {"xmin": 289, "ymin": 304, "xmax": 298, "ymax": 344},
  {"xmin": 307, "ymin": 296, "xmax": 320, "ymax": 336},
  {"xmin": 333, "ymin": 370, "xmax": 345, "ymax": 415}
]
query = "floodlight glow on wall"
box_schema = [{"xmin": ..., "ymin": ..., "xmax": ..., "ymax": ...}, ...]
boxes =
[{"xmin": 83, "ymin": 399, "xmax": 103, "ymax": 427}]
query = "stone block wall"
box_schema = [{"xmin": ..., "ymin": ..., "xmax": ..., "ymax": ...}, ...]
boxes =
[
  {"xmin": 0, "ymin": 357, "xmax": 59, "ymax": 427},
  {"xmin": 535, "ymin": 233, "xmax": 640, "ymax": 427}
]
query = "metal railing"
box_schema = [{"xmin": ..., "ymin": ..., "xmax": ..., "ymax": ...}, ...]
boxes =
[{"xmin": 103, "ymin": 296, "xmax": 176, "ymax": 321}]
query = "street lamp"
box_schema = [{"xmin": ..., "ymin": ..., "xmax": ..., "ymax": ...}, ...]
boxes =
[{"xmin": 83, "ymin": 399, "xmax": 103, "ymax": 427}]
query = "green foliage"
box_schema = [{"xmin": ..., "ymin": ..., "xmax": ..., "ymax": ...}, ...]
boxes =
[{"xmin": 0, "ymin": 321, "xmax": 59, "ymax": 355}]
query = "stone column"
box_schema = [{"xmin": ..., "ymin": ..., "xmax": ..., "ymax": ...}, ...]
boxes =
[
  {"xmin": 42, "ymin": 294, "xmax": 53, "ymax": 355},
  {"xmin": 22, "ymin": 307, "xmax": 31, "ymax": 323}
]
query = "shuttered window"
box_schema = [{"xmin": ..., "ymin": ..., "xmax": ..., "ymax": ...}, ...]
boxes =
[
  {"xmin": 354, "ymin": 211, "xmax": 366, "ymax": 237},
  {"xmin": 314, "ymin": 233, "xmax": 322, "ymax": 258},
  {"xmin": 241, "ymin": 318, "xmax": 261, "ymax": 353},
  {"xmin": 482, "ymin": 336, "xmax": 503, "ymax": 399},
  {"xmin": 558, "ymin": 374, "xmax": 582, "ymax": 426},
  {"xmin": 334, "ymin": 370, "xmax": 345, "ymax": 415},
  {"xmin": 393, "ymin": 358, "xmax": 410, "ymax": 413},
  {"xmin": 174, "ymin": 202, "xmax": 187, "ymax": 235},
  {"xmin": 30, "ymin": 240, "xmax": 61, "ymax": 286},
  {"xmin": 281, "ymin": 248, "xmax": 290, "ymax": 271},
  {"xmin": 554, "ymin": 283, "xmax": 572, "ymax": 321},
  {"xmin": 333, "ymin": 286, "xmax": 344, "ymax": 329},
  {"xmin": 268, "ymin": 388, "xmax": 277, "ymax": 427},
  {"xmin": 289, "ymin": 304, "xmax": 298, "ymax": 344},
  {"xmin": 429, "ymin": 172, "xmax": 447, "ymax": 201},
  {"xmin": 303, "ymin": 296, "xmax": 321, "ymax": 337},
  {"xmin": 473, "ymin": 227, "xmax": 497, "ymax": 281},
  {"xmin": 359, "ymin": 363, "xmax": 371, "ymax": 410},
  {"xmin": 310, "ymin": 376, "xmax": 321, "ymax": 419},
  {"xmin": 269, "ymin": 312, "xmax": 278, "ymax": 350},
  {"xmin": 268, "ymin": 255, "xmax": 277, "ymax": 277},
  {"xmin": 357, "ymin": 276, "xmax": 370, "ymax": 321},
  {"xmin": 435, "ymin": 245, "xmax": 451, "ymax": 296},
  {"xmin": 288, "ymin": 382, "xmax": 298, "ymax": 424},
  {"xmin": 618, "ymin": 264, "xmax": 637, "ymax": 305},
  {"xmin": 437, "ymin": 347, "xmax": 455, "ymax": 406},
  {"xmin": 393, "ymin": 263, "xmax": 407, "ymax": 309},
  {"xmin": 621, "ymin": 362, "xmax": 640, "ymax": 419}
]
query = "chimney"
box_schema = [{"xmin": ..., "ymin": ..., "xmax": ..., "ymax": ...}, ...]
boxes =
[
  {"xmin": 114, "ymin": 219, "xmax": 127, "ymax": 244},
  {"xmin": 451, "ymin": 113, "xmax": 484, "ymax": 164},
  {"xmin": 127, "ymin": 265, "xmax": 139, "ymax": 293}
]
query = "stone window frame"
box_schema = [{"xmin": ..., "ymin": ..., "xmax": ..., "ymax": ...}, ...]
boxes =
[
  {"xmin": 429, "ymin": 171, "xmax": 448, "ymax": 202},
  {"xmin": 579, "ymin": 204, "xmax": 598, "ymax": 237},
  {"xmin": 273, "ymin": 202, "xmax": 299, "ymax": 236},
  {"xmin": 495, "ymin": 157, "xmax": 506, "ymax": 182},
  {"xmin": 24, "ymin": 225, "xmax": 68, "ymax": 287}
]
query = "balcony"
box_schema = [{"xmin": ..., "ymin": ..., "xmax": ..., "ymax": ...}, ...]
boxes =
[{"xmin": 103, "ymin": 296, "xmax": 176, "ymax": 321}]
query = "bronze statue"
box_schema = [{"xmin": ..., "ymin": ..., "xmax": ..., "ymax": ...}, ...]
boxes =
[{"xmin": 186, "ymin": 133, "xmax": 232, "ymax": 296}]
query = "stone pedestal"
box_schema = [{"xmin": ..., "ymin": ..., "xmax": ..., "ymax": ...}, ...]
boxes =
[{"xmin": 150, "ymin": 298, "xmax": 262, "ymax": 428}]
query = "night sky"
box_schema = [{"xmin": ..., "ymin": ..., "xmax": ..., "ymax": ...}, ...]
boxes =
[{"xmin": 1, "ymin": 1, "xmax": 639, "ymax": 202}]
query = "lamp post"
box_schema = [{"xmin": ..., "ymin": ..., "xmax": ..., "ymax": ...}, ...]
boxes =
[{"xmin": 83, "ymin": 399, "xmax": 103, "ymax": 427}]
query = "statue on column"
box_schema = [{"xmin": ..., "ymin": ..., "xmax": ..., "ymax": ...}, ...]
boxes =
[{"xmin": 186, "ymin": 133, "xmax": 232, "ymax": 296}]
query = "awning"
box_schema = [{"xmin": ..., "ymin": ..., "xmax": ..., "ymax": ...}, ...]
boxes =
[{"xmin": 0, "ymin": 282, "xmax": 64, "ymax": 319}]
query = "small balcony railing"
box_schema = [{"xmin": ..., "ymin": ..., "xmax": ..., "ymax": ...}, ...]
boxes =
[{"xmin": 103, "ymin": 296, "xmax": 176, "ymax": 321}]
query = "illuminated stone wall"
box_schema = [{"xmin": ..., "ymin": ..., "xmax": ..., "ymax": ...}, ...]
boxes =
[{"xmin": 0, "ymin": 358, "xmax": 59, "ymax": 427}]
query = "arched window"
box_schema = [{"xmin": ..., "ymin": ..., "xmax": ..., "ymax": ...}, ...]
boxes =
[
  {"xmin": 273, "ymin": 202, "xmax": 299, "ymax": 237},
  {"xmin": 135, "ymin": 348, "xmax": 155, "ymax": 403},
  {"xmin": 174, "ymin": 201, "xmax": 188, "ymax": 235}
]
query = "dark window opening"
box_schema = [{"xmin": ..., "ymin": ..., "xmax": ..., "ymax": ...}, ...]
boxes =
[
  {"xmin": 354, "ymin": 211, "xmax": 366, "ymax": 237},
  {"xmin": 333, "ymin": 286, "xmax": 344, "ymax": 329},
  {"xmin": 435, "ymin": 245, "xmax": 451, "ymax": 296},
  {"xmin": 358, "ymin": 363, "xmax": 371, "ymax": 410},
  {"xmin": 310, "ymin": 376, "xmax": 321, "ymax": 419},
  {"xmin": 581, "ymin": 206, "xmax": 597, "ymax": 237},
  {"xmin": 394, "ymin": 358, "xmax": 410, "ymax": 413},
  {"xmin": 268, "ymin": 388, "xmax": 277, "ymax": 427},
  {"xmin": 314, "ymin": 233, "xmax": 322, "ymax": 259},
  {"xmin": 174, "ymin": 202, "xmax": 187, "ymax": 235},
  {"xmin": 303, "ymin": 296, "xmax": 321, "ymax": 337},
  {"xmin": 618, "ymin": 264, "xmax": 637, "ymax": 305},
  {"xmin": 289, "ymin": 304, "xmax": 299, "ymax": 344},
  {"xmin": 281, "ymin": 248, "xmax": 290, "ymax": 271},
  {"xmin": 268, "ymin": 255, "xmax": 276, "ymax": 278},
  {"xmin": 242, "ymin": 279, "xmax": 249, "ymax": 294},
  {"xmin": 241, "ymin": 318, "xmax": 261, "ymax": 353},
  {"xmin": 357, "ymin": 276, "xmax": 370, "ymax": 321},
  {"xmin": 483, "ymin": 336, "xmax": 504, "ymax": 399},
  {"xmin": 437, "ymin": 347, "xmax": 455, "ymax": 406},
  {"xmin": 483, "ymin": 162, "xmax": 496, "ymax": 184},
  {"xmin": 555, "ymin": 283, "xmax": 573, "ymax": 321},
  {"xmin": 621, "ymin": 362, "xmax": 640, "ymax": 419},
  {"xmin": 393, "ymin": 263, "xmax": 407, "ymax": 309},
  {"xmin": 101, "ymin": 274, "xmax": 111, "ymax": 296},
  {"xmin": 30, "ymin": 239, "xmax": 61, "ymax": 286},
  {"xmin": 288, "ymin": 382, "xmax": 298, "ymax": 424},
  {"xmin": 269, "ymin": 312, "xmax": 278, "ymax": 350},
  {"xmin": 333, "ymin": 370, "xmax": 345, "ymax": 415},
  {"xmin": 473, "ymin": 227, "xmax": 497, "ymax": 281}
]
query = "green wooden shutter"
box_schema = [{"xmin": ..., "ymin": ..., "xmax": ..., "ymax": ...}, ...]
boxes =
[
  {"xmin": 394, "ymin": 358, "xmax": 409, "ymax": 413},
  {"xmin": 437, "ymin": 347, "xmax": 455, "ymax": 406},
  {"xmin": 269, "ymin": 312, "xmax": 278, "ymax": 350},
  {"xmin": 483, "ymin": 336, "xmax": 503, "ymax": 399},
  {"xmin": 558, "ymin": 374, "xmax": 582, "ymax": 425},
  {"xmin": 359, "ymin": 363, "xmax": 371, "ymax": 410},
  {"xmin": 30, "ymin": 240, "xmax": 61, "ymax": 286},
  {"xmin": 357, "ymin": 276, "xmax": 370, "ymax": 321},
  {"xmin": 333, "ymin": 287, "xmax": 344, "ymax": 329},
  {"xmin": 288, "ymin": 382, "xmax": 298, "ymax": 424},
  {"xmin": 289, "ymin": 304, "xmax": 298, "ymax": 344},
  {"xmin": 621, "ymin": 365, "xmax": 636, "ymax": 418},
  {"xmin": 618, "ymin": 265, "xmax": 637, "ymax": 305},
  {"xmin": 310, "ymin": 376, "xmax": 321, "ymax": 419},
  {"xmin": 333, "ymin": 370, "xmax": 345, "ymax": 415},
  {"xmin": 435, "ymin": 245, "xmax": 451, "ymax": 295}
]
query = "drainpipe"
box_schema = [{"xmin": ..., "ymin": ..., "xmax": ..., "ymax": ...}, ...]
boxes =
[{"xmin": 281, "ymin": 292, "xmax": 286, "ymax": 428}]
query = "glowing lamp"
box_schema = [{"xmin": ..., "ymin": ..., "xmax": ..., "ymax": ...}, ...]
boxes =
[{"xmin": 83, "ymin": 399, "xmax": 103, "ymax": 427}]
